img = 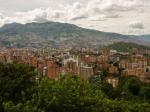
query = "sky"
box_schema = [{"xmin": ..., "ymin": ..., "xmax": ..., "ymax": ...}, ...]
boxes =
[{"xmin": 0, "ymin": 0, "xmax": 150, "ymax": 35}]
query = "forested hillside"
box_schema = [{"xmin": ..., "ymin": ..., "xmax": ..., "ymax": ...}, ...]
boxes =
[{"xmin": 106, "ymin": 42, "xmax": 150, "ymax": 52}]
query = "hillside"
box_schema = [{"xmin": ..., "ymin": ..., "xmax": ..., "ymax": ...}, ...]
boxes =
[
  {"xmin": 106, "ymin": 42, "xmax": 150, "ymax": 52},
  {"xmin": 0, "ymin": 22, "xmax": 149, "ymax": 48}
]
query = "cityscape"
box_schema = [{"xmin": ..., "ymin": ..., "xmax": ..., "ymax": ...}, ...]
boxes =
[
  {"xmin": 0, "ymin": 47, "xmax": 150, "ymax": 86},
  {"xmin": 0, "ymin": 0, "xmax": 150, "ymax": 112}
]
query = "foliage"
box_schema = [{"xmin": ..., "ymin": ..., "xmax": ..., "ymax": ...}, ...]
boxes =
[
  {"xmin": 0, "ymin": 63, "xmax": 150, "ymax": 112},
  {"xmin": 140, "ymin": 85, "xmax": 150, "ymax": 103},
  {"xmin": 3, "ymin": 101, "xmax": 42, "ymax": 112},
  {"xmin": 107, "ymin": 42, "xmax": 150, "ymax": 52},
  {"xmin": 33, "ymin": 76, "xmax": 103, "ymax": 112},
  {"xmin": 0, "ymin": 63, "xmax": 36, "ymax": 111}
]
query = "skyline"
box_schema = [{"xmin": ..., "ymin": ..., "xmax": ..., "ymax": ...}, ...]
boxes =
[{"xmin": 0, "ymin": 0, "xmax": 150, "ymax": 35}]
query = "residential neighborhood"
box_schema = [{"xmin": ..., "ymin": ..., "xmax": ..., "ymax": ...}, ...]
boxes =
[{"xmin": 0, "ymin": 47, "xmax": 150, "ymax": 87}]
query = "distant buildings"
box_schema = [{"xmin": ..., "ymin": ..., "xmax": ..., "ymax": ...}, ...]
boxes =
[{"xmin": 0, "ymin": 47, "xmax": 150, "ymax": 86}]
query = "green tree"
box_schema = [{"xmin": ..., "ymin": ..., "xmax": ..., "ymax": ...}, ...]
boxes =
[
  {"xmin": 140, "ymin": 86, "xmax": 150, "ymax": 102},
  {"xmin": 100, "ymin": 82, "xmax": 116, "ymax": 98},
  {"xmin": 33, "ymin": 76, "xmax": 103, "ymax": 112},
  {"xmin": 0, "ymin": 63, "xmax": 36, "ymax": 111},
  {"xmin": 118, "ymin": 76, "xmax": 141, "ymax": 96},
  {"xmin": 3, "ymin": 101, "xmax": 42, "ymax": 112},
  {"xmin": 125, "ymin": 77, "xmax": 141, "ymax": 96}
]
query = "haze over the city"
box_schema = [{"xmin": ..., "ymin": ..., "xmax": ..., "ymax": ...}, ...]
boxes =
[{"xmin": 0, "ymin": 0, "xmax": 150, "ymax": 35}]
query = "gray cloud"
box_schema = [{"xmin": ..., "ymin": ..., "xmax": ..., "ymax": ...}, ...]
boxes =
[
  {"xmin": 128, "ymin": 21, "xmax": 144, "ymax": 29},
  {"xmin": 128, "ymin": 21, "xmax": 145, "ymax": 35},
  {"xmin": 0, "ymin": 13, "xmax": 4, "ymax": 19}
]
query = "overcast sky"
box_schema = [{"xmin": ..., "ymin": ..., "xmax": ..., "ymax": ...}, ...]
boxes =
[{"xmin": 0, "ymin": 0, "xmax": 150, "ymax": 35}]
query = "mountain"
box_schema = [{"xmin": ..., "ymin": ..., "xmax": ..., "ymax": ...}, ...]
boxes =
[
  {"xmin": 131, "ymin": 35, "xmax": 150, "ymax": 42},
  {"xmin": 0, "ymin": 22, "xmax": 149, "ymax": 48}
]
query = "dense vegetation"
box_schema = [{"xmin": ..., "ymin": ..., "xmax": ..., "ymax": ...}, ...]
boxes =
[
  {"xmin": 106, "ymin": 42, "xmax": 150, "ymax": 52},
  {"xmin": 0, "ymin": 63, "xmax": 150, "ymax": 112}
]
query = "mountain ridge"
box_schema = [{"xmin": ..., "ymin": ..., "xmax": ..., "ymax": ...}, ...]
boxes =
[
  {"xmin": 1, "ymin": 22, "xmax": 150, "ymax": 37},
  {"xmin": 0, "ymin": 22, "xmax": 149, "ymax": 48}
]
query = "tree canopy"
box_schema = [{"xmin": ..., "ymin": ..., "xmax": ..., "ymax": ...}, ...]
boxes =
[{"xmin": 0, "ymin": 63, "xmax": 150, "ymax": 112}]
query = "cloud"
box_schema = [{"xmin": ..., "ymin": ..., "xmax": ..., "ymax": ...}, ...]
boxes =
[
  {"xmin": 0, "ymin": 13, "xmax": 4, "ymax": 26},
  {"xmin": 16, "ymin": 8, "xmax": 49, "ymax": 23},
  {"xmin": 128, "ymin": 21, "xmax": 145, "ymax": 35},
  {"xmin": 128, "ymin": 21, "xmax": 144, "ymax": 29},
  {"xmin": 88, "ymin": 15, "xmax": 106, "ymax": 21},
  {"xmin": 0, "ymin": 0, "xmax": 149, "ymax": 28},
  {"xmin": 0, "ymin": 13, "xmax": 4, "ymax": 19}
]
